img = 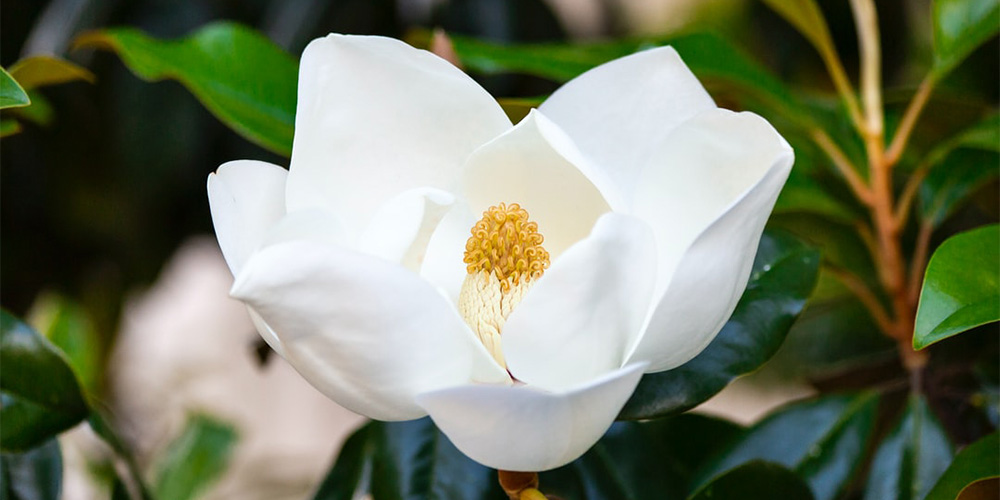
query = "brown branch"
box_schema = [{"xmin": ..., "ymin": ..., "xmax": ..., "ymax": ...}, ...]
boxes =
[
  {"xmin": 885, "ymin": 75, "xmax": 936, "ymax": 167},
  {"xmin": 893, "ymin": 164, "xmax": 930, "ymax": 230},
  {"xmin": 811, "ymin": 128, "xmax": 874, "ymax": 205},
  {"xmin": 827, "ymin": 266, "xmax": 895, "ymax": 336}
]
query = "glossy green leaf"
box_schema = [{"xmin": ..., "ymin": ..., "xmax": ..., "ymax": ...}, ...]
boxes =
[
  {"xmin": 925, "ymin": 432, "xmax": 999, "ymax": 500},
  {"xmin": 0, "ymin": 439, "xmax": 62, "ymax": 500},
  {"xmin": 320, "ymin": 418, "xmax": 502, "ymax": 500},
  {"xmin": 75, "ymin": 22, "xmax": 296, "ymax": 156},
  {"xmin": 919, "ymin": 149, "xmax": 999, "ymax": 226},
  {"xmin": 28, "ymin": 293, "xmax": 103, "ymax": 395},
  {"xmin": 313, "ymin": 424, "xmax": 374, "ymax": 500},
  {"xmin": 12, "ymin": 91, "xmax": 54, "ymax": 127},
  {"xmin": 914, "ymin": 224, "xmax": 1000, "ymax": 349},
  {"xmin": 0, "ymin": 67, "xmax": 29, "ymax": 109},
  {"xmin": 0, "ymin": 310, "xmax": 88, "ymax": 452},
  {"xmin": 539, "ymin": 414, "xmax": 744, "ymax": 500},
  {"xmin": 932, "ymin": 0, "xmax": 1000, "ymax": 77},
  {"xmin": 863, "ymin": 395, "xmax": 953, "ymax": 500},
  {"xmin": 619, "ymin": 231, "xmax": 820, "ymax": 420},
  {"xmin": 7, "ymin": 56, "xmax": 95, "ymax": 90},
  {"xmin": 690, "ymin": 461, "xmax": 815, "ymax": 500},
  {"xmin": 694, "ymin": 393, "xmax": 878, "ymax": 500},
  {"xmin": 153, "ymin": 414, "xmax": 237, "ymax": 500}
]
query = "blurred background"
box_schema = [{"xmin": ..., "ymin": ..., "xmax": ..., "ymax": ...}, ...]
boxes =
[{"xmin": 1, "ymin": 0, "xmax": 997, "ymax": 499}]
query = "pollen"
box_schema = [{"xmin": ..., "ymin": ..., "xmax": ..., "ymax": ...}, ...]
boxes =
[
  {"xmin": 459, "ymin": 203, "xmax": 550, "ymax": 368},
  {"xmin": 463, "ymin": 203, "xmax": 550, "ymax": 292}
]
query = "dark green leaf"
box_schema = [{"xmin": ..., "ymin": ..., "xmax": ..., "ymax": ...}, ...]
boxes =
[
  {"xmin": 0, "ymin": 67, "xmax": 29, "ymax": 109},
  {"xmin": 925, "ymin": 432, "xmax": 999, "ymax": 500},
  {"xmin": 932, "ymin": 0, "xmax": 1000, "ymax": 77},
  {"xmin": 313, "ymin": 424, "xmax": 374, "ymax": 500},
  {"xmin": 774, "ymin": 166, "xmax": 860, "ymax": 223},
  {"xmin": 0, "ymin": 439, "xmax": 62, "ymax": 500},
  {"xmin": 914, "ymin": 224, "xmax": 1000, "ymax": 349},
  {"xmin": 7, "ymin": 56, "xmax": 95, "ymax": 90},
  {"xmin": 619, "ymin": 231, "xmax": 820, "ymax": 420},
  {"xmin": 0, "ymin": 119, "xmax": 21, "ymax": 138},
  {"xmin": 759, "ymin": 0, "xmax": 838, "ymax": 73},
  {"xmin": 75, "ymin": 22, "xmax": 297, "ymax": 156},
  {"xmin": 540, "ymin": 415, "xmax": 744, "ymax": 500},
  {"xmin": 153, "ymin": 414, "xmax": 237, "ymax": 500},
  {"xmin": 690, "ymin": 461, "xmax": 815, "ymax": 500},
  {"xmin": 919, "ymin": 147, "xmax": 1000, "ymax": 227},
  {"xmin": 11, "ymin": 91, "xmax": 54, "ymax": 127},
  {"xmin": 694, "ymin": 393, "xmax": 878, "ymax": 500},
  {"xmin": 0, "ymin": 310, "xmax": 88, "ymax": 452},
  {"xmin": 863, "ymin": 395, "xmax": 953, "ymax": 500},
  {"xmin": 28, "ymin": 293, "xmax": 103, "ymax": 395}
]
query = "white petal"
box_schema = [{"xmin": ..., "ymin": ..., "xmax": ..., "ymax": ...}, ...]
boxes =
[
  {"xmin": 285, "ymin": 34, "xmax": 511, "ymax": 237},
  {"xmin": 419, "ymin": 202, "xmax": 476, "ymax": 304},
  {"xmin": 632, "ymin": 109, "xmax": 793, "ymax": 299},
  {"xmin": 259, "ymin": 207, "xmax": 346, "ymax": 249},
  {"xmin": 502, "ymin": 214, "xmax": 656, "ymax": 391},
  {"xmin": 626, "ymin": 139, "xmax": 793, "ymax": 373},
  {"xmin": 539, "ymin": 46, "xmax": 716, "ymax": 199},
  {"xmin": 207, "ymin": 160, "xmax": 288, "ymax": 275},
  {"xmin": 461, "ymin": 109, "xmax": 618, "ymax": 259},
  {"xmin": 231, "ymin": 240, "xmax": 510, "ymax": 421},
  {"xmin": 357, "ymin": 188, "xmax": 454, "ymax": 272},
  {"xmin": 416, "ymin": 363, "xmax": 647, "ymax": 471}
]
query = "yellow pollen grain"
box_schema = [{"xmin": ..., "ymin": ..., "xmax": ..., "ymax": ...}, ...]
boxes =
[{"xmin": 463, "ymin": 203, "xmax": 550, "ymax": 292}]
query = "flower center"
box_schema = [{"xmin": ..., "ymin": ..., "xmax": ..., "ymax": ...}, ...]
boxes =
[{"xmin": 458, "ymin": 203, "xmax": 550, "ymax": 368}]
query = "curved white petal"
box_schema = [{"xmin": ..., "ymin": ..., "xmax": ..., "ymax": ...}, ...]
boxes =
[
  {"xmin": 358, "ymin": 188, "xmax": 454, "ymax": 271},
  {"xmin": 626, "ymin": 139, "xmax": 793, "ymax": 372},
  {"xmin": 285, "ymin": 34, "xmax": 511, "ymax": 237},
  {"xmin": 461, "ymin": 109, "xmax": 617, "ymax": 259},
  {"xmin": 231, "ymin": 240, "xmax": 510, "ymax": 421},
  {"xmin": 539, "ymin": 46, "xmax": 715, "ymax": 200},
  {"xmin": 502, "ymin": 214, "xmax": 656, "ymax": 391},
  {"xmin": 632, "ymin": 109, "xmax": 793, "ymax": 299},
  {"xmin": 207, "ymin": 160, "xmax": 288, "ymax": 275},
  {"xmin": 259, "ymin": 207, "xmax": 346, "ymax": 249},
  {"xmin": 417, "ymin": 363, "xmax": 646, "ymax": 471},
  {"xmin": 419, "ymin": 202, "xmax": 476, "ymax": 304}
]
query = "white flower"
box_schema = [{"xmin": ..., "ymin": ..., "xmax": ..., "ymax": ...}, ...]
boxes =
[{"xmin": 208, "ymin": 34, "xmax": 793, "ymax": 472}]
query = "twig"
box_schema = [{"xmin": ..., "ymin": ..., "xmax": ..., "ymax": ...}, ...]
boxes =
[
  {"xmin": 827, "ymin": 266, "xmax": 895, "ymax": 336},
  {"xmin": 885, "ymin": 75, "xmax": 937, "ymax": 167},
  {"xmin": 811, "ymin": 128, "xmax": 874, "ymax": 205}
]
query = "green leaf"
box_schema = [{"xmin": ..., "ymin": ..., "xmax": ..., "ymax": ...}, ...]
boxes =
[
  {"xmin": 619, "ymin": 230, "xmax": 820, "ymax": 420},
  {"xmin": 313, "ymin": 424, "xmax": 374, "ymax": 500},
  {"xmin": 550, "ymin": 415, "xmax": 744, "ymax": 500},
  {"xmin": 153, "ymin": 414, "xmax": 237, "ymax": 500},
  {"xmin": 925, "ymin": 432, "xmax": 999, "ymax": 500},
  {"xmin": 11, "ymin": 91, "xmax": 55, "ymax": 127},
  {"xmin": 759, "ymin": 0, "xmax": 839, "ymax": 72},
  {"xmin": 87, "ymin": 412, "xmax": 152, "ymax": 500},
  {"xmin": 319, "ymin": 418, "xmax": 502, "ymax": 500},
  {"xmin": 914, "ymin": 224, "xmax": 1000, "ymax": 349},
  {"xmin": 28, "ymin": 293, "xmax": 103, "ymax": 395},
  {"xmin": 0, "ymin": 310, "xmax": 88, "ymax": 452},
  {"xmin": 694, "ymin": 393, "xmax": 878, "ymax": 500},
  {"xmin": 932, "ymin": 0, "xmax": 1000, "ymax": 77},
  {"xmin": 690, "ymin": 461, "xmax": 815, "ymax": 500},
  {"xmin": 863, "ymin": 395, "xmax": 953, "ymax": 500},
  {"xmin": 0, "ymin": 67, "xmax": 30, "ymax": 109},
  {"xmin": 0, "ymin": 119, "xmax": 21, "ymax": 138},
  {"xmin": 0, "ymin": 439, "xmax": 62, "ymax": 500},
  {"xmin": 75, "ymin": 22, "xmax": 297, "ymax": 156},
  {"xmin": 7, "ymin": 56, "xmax": 95, "ymax": 90}
]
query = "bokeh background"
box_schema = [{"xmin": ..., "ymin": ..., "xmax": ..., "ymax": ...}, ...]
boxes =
[{"xmin": 2, "ymin": 0, "xmax": 997, "ymax": 499}]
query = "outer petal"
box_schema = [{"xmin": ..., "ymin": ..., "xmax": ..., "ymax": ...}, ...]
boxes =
[
  {"xmin": 416, "ymin": 363, "xmax": 647, "ymax": 471},
  {"xmin": 207, "ymin": 160, "xmax": 288, "ymax": 276},
  {"xmin": 285, "ymin": 34, "xmax": 511, "ymax": 236},
  {"xmin": 538, "ymin": 46, "xmax": 715, "ymax": 200},
  {"xmin": 462, "ymin": 109, "xmax": 619, "ymax": 259},
  {"xmin": 502, "ymin": 214, "xmax": 656, "ymax": 392},
  {"xmin": 626, "ymin": 114, "xmax": 793, "ymax": 372},
  {"xmin": 231, "ymin": 240, "xmax": 510, "ymax": 421}
]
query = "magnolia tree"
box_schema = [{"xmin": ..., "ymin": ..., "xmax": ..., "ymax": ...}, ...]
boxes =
[{"xmin": 1, "ymin": 1, "xmax": 997, "ymax": 499}]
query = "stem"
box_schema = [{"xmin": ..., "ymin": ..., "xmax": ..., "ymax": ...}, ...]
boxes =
[
  {"xmin": 850, "ymin": 0, "xmax": 884, "ymax": 143},
  {"xmin": 818, "ymin": 42, "xmax": 867, "ymax": 134},
  {"xmin": 828, "ymin": 266, "xmax": 894, "ymax": 335},
  {"xmin": 893, "ymin": 162, "xmax": 929, "ymax": 229},
  {"xmin": 907, "ymin": 220, "xmax": 934, "ymax": 306},
  {"xmin": 811, "ymin": 128, "xmax": 874, "ymax": 205},
  {"xmin": 885, "ymin": 75, "xmax": 936, "ymax": 166}
]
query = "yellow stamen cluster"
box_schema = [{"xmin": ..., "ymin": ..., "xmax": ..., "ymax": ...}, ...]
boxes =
[{"xmin": 463, "ymin": 203, "xmax": 550, "ymax": 292}]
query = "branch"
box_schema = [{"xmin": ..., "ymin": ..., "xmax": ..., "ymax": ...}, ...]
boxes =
[
  {"xmin": 885, "ymin": 75, "xmax": 936, "ymax": 167},
  {"xmin": 811, "ymin": 128, "xmax": 874, "ymax": 205},
  {"xmin": 827, "ymin": 266, "xmax": 895, "ymax": 337}
]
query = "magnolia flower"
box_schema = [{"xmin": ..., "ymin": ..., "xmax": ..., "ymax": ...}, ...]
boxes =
[{"xmin": 208, "ymin": 34, "xmax": 792, "ymax": 472}]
